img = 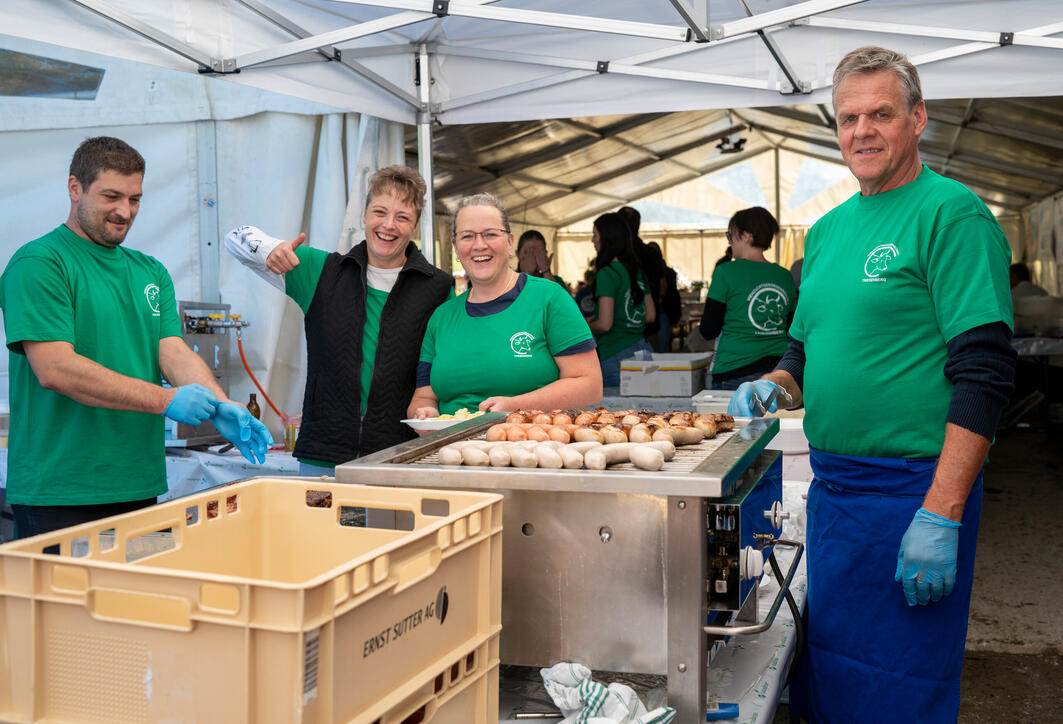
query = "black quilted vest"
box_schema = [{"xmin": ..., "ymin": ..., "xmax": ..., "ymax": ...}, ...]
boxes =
[{"xmin": 293, "ymin": 241, "xmax": 452, "ymax": 464}]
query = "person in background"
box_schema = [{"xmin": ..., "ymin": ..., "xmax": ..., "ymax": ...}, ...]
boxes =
[
  {"xmin": 516, "ymin": 229, "xmax": 566, "ymax": 288},
  {"xmin": 409, "ymin": 193, "xmax": 601, "ymax": 417},
  {"xmin": 699, "ymin": 207, "xmax": 796, "ymax": 389},
  {"xmin": 0, "ymin": 136, "xmax": 271, "ymax": 539},
  {"xmin": 648, "ymin": 241, "xmax": 682, "ymax": 353},
  {"xmin": 1010, "ymin": 262, "xmax": 1048, "ymax": 300},
  {"xmin": 226, "ymin": 165, "xmax": 452, "ymax": 474},
  {"xmin": 588, "ymin": 212, "xmax": 656, "ymax": 387},
  {"xmin": 728, "ymin": 46, "xmax": 1015, "ymax": 722},
  {"xmin": 619, "ymin": 206, "xmax": 666, "ymax": 344},
  {"xmin": 713, "ymin": 245, "xmax": 733, "ymax": 270},
  {"xmin": 790, "ymin": 256, "xmax": 804, "ymax": 291}
]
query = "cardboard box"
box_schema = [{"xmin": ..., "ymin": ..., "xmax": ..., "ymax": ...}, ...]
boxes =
[{"xmin": 619, "ymin": 353, "xmax": 713, "ymax": 397}]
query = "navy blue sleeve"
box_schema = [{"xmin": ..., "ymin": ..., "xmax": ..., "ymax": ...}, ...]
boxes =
[
  {"xmin": 944, "ymin": 322, "xmax": 1016, "ymax": 439},
  {"xmin": 776, "ymin": 335, "xmax": 805, "ymax": 391},
  {"xmin": 698, "ymin": 299, "xmax": 726, "ymax": 340},
  {"xmin": 555, "ymin": 338, "xmax": 597, "ymax": 356},
  {"xmin": 416, "ymin": 361, "xmax": 432, "ymax": 388}
]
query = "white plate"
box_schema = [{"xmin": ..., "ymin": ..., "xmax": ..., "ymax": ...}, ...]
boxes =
[{"xmin": 402, "ymin": 418, "xmax": 469, "ymax": 432}]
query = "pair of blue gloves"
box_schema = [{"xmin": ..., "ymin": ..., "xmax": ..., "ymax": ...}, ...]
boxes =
[
  {"xmin": 728, "ymin": 379, "xmax": 961, "ymax": 607},
  {"xmin": 164, "ymin": 384, "xmax": 273, "ymax": 464}
]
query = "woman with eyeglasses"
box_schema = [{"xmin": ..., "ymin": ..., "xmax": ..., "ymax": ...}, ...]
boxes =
[
  {"xmin": 699, "ymin": 207, "xmax": 796, "ymax": 390},
  {"xmin": 408, "ymin": 193, "xmax": 602, "ymax": 418},
  {"xmin": 588, "ymin": 212, "xmax": 656, "ymax": 388}
]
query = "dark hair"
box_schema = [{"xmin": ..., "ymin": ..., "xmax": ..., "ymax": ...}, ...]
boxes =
[
  {"xmin": 517, "ymin": 229, "xmax": 546, "ymax": 254},
  {"xmin": 69, "ymin": 136, "xmax": 145, "ymax": 189},
  {"xmin": 366, "ymin": 165, "xmax": 427, "ymax": 219},
  {"xmin": 618, "ymin": 206, "xmax": 641, "ymax": 236},
  {"xmin": 729, "ymin": 207, "xmax": 779, "ymax": 250},
  {"xmin": 593, "ymin": 212, "xmax": 644, "ymax": 306},
  {"xmin": 1010, "ymin": 262, "xmax": 1031, "ymax": 282}
]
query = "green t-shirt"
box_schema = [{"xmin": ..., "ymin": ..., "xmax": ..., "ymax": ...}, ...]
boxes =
[
  {"xmin": 790, "ymin": 166, "xmax": 1013, "ymax": 458},
  {"xmin": 594, "ymin": 261, "xmax": 648, "ymax": 360},
  {"xmin": 0, "ymin": 225, "xmax": 183, "ymax": 505},
  {"xmin": 420, "ymin": 276, "xmax": 593, "ymax": 414},
  {"xmin": 707, "ymin": 259, "xmax": 796, "ymax": 374}
]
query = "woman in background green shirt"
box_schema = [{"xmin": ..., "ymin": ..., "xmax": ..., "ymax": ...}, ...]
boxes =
[
  {"xmin": 588, "ymin": 212, "xmax": 656, "ymax": 388},
  {"xmin": 699, "ymin": 207, "xmax": 796, "ymax": 389}
]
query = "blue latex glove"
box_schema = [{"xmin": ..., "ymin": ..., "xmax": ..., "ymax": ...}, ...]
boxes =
[
  {"xmin": 163, "ymin": 384, "xmax": 218, "ymax": 425},
  {"xmin": 894, "ymin": 507, "xmax": 962, "ymax": 606},
  {"xmin": 727, "ymin": 380, "xmax": 783, "ymax": 417},
  {"xmin": 212, "ymin": 402, "xmax": 274, "ymax": 464}
]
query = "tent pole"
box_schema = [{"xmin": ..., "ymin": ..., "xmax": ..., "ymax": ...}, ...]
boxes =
[
  {"xmin": 416, "ymin": 44, "xmax": 436, "ymax": 265},
  {"xmin": 774, "ymin": 146, "xmax": 781, "ymax": 264},
  {"xmin": 196, "ymin": 120, "xmax": 221, "ymax": 302}
]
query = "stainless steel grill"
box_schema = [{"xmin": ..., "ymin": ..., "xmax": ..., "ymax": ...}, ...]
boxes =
[{"xmin": 337, "ymin": 411, "xmax": 784, "ymax": 724}]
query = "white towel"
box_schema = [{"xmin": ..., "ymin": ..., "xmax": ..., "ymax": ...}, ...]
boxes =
[{"xmin": 539, "ymin": 663, "xmax": 677, "ymax": 724}]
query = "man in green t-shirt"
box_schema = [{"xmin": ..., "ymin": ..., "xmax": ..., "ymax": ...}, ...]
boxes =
[
  {"xmin": 0, "ymin": 137, "xmax": 272, "ymax": 539},
  {"xmin": 728, "ymin": 48, "xmax": 1015, "ymax": 722}
]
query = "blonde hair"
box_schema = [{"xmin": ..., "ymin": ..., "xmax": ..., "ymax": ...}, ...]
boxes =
[{"xmin": 451, "ymin": 193, "xmax": 511, "ymax": 238}]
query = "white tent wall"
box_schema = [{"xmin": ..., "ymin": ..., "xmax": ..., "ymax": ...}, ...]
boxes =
[{"xmin": 1022, "ymin": 193, "xmax": 1063, "ymax": 296}]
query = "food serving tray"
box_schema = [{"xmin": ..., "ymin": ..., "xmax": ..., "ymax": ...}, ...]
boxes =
[{"xmin": 340, "ymin": 411, "xmax": 779, "ymax": 498}]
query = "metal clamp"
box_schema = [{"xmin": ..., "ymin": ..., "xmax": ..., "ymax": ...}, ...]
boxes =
[{"xmin": 702, "ymin": 539, "xmax": 803, "ymax": 636}]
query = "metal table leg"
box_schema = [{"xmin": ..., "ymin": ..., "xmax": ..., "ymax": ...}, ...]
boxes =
[{"xmin": 667, "ymin": 494, "xmax": 707, "ymax": 724}]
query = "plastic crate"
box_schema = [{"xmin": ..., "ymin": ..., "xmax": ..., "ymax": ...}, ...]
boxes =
[{"xmin": 0, "ymin": 477, "xmax": 503, "ymax": 723}]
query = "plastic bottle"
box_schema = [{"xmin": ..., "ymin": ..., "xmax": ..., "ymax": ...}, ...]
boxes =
[{"xmin": 247, "ymin": 393, "xmax": 261, "ymax": 419}]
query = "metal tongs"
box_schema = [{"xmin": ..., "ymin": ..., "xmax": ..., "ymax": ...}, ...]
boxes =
[{"xmin": 750, "ymin": 384, "xmax": 793, "ymax": 417}]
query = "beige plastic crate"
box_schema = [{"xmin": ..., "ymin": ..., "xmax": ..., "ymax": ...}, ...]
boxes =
[{"xmin": 0, "ymin": 477, "xmax": 503, "ymax": 723}]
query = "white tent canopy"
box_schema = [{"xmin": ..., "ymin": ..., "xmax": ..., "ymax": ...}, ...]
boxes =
[{"xmin": 4, "ymin": 1, "xmax": 1063, "ymax": 124}]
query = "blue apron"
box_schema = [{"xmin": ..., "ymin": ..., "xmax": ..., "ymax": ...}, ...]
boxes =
[{"xmin": 789, "ymin": 448, "xmax": 982, "ymax": 724}]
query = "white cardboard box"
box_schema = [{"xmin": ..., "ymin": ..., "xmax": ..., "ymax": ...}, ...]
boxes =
[{"xmin": 619, "ymin": 353, "xmax": 713, "ymax": 397}]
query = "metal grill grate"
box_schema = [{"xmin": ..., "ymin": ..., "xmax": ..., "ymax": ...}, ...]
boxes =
[{"xmin": 407, "ymin": 429, "xmax": 737, "ymax": 472}]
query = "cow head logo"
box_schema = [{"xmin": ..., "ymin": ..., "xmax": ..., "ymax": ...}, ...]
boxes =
[{"xmin": 864, "ymin": 244, "xmax": 899, "ymax": 279}]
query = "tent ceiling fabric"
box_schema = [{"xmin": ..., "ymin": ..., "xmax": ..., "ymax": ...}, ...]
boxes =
[
  {"xmin": 417, "ymin": 96, "xmax": 1063, "ymax": 228},
  {"xmin": 3, "ymin": 1, "xmax": 1061, "ymax": 124},
  {"xmin": 3, "ymin": 1, "xmax": 1060, "ymax": 220}
]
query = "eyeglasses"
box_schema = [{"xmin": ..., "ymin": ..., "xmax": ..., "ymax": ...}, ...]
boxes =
[{"xmin": 456, "ymin": 229, "xmax": 508, "ymax": 243}]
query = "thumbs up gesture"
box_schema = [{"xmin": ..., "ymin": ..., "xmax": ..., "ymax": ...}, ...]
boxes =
[{"xmin": 266, "ymin": 233, "xmax": 306, "ymax": 274}]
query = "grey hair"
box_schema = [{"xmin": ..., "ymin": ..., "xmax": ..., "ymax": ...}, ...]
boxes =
[
  {"xmin": 832, "ymin": 46, "xmax": 923, "ymax": 112},
  {"xmin": 451, "ymin": 193, "xmax": 511, "ymax": 238}
]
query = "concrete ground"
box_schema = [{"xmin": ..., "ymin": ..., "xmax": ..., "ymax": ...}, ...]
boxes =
[{"xmin": 776, "ymin": 417, "xmax": 1063, "ymax": 722}]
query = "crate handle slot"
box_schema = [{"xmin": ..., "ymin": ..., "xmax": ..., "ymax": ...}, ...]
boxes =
[
  {"xmin": 87, "ymin": 588, "xmax": 193, "ymax": 632},
  {"xmin": 384, "ymin": 691, "xmax": 440, "ymax": 724},
  {"xmin": 391, "ymin": 546, "xmax": 442, "ymax": 595}
]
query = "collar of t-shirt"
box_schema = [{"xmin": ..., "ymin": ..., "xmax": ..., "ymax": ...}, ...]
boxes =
[
  {"xmin": 366, "ymin": 264, "xmax": 402, "ymax": 293},
  {"xmin": 466, "ymin": 273, "xmax": 527, "ymax": 317}
]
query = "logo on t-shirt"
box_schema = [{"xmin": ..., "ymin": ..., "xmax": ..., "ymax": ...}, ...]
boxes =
[
  {"xmin": 746, "ymin": 283, "xmax": 790, "ymax": 334},
  {"xmin": 863, "ymin": 244, "xmax": 898, "ymax": 282},
  {"xmin": 510, "ymin": 331, "xmax": 535, "ymax": 357},
  {"xmin": 143, "ymin": 283, "xmax": 161, "ymax": 316},
  {"xmin": 624, "ymin": 288, "xmax": 647, "ymax": 326}
]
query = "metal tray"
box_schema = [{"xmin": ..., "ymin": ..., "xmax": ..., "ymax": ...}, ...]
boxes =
[{"xmin": 338, "ymin": 411, "xmax": 779, "ymax": 498}]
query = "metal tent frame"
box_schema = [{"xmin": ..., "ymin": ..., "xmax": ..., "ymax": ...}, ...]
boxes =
[{"xmin": 43, "ymin": 1, "xmax": 1063, "ymax": 263}]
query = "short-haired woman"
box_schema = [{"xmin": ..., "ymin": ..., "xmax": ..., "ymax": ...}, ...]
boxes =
[{"xmin": 699, "ymin": 206, "xmax": 796, "ymax": 389}]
